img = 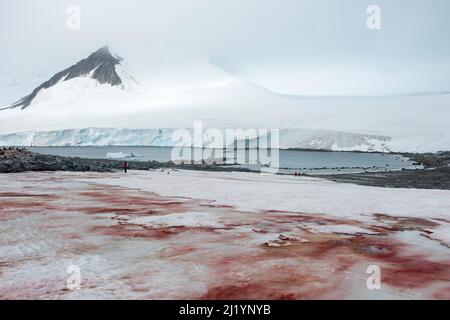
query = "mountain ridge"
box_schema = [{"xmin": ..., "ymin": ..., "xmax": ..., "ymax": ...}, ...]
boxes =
[{"xmin": 8, "ymin": 46, "xmax": 124, "ymax": 110}]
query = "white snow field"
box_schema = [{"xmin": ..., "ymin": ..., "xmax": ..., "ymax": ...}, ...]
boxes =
[
  {"xmin": 1, "ymin": 170, "xmax": 448, "ymax": 299},
  {"xmin": 89, "ymin": 170, "xmax": 450, "ymax": 233},
  {"xmin": 0, "ymin": 61, "xmax": 449, "ymax": 152}
]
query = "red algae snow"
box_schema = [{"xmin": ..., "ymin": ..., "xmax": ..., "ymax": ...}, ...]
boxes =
[{"xmin": 0, "ymin": 171, "xmax": 449, "ymax": 299}]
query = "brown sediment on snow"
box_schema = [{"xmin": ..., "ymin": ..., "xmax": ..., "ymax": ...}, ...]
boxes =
[
  {"xmin": 373, "ymin": 213, "xmax": 440, "ymax": 230},
  {"xmin": 0, "ymin": 192, "xmax": 59, "ymax": 198},
  {"xmin": 90, "ymin": 224, "xmax": 219, "ymax": 240}
]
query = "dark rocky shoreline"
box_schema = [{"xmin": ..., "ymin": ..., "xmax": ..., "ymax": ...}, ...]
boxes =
[
  {"xmin": 1, "ymin": 147, "xmax": 450, "ymax": 190},
  {"xmin": 312, "ymin": 166, "xmax": 450, "ymax": 190},
  {"xmin": 312, "ymin": 151, "xmax": 450, "ymax": 190},
  {"xmin": 0, "ymin": 148, "xmax": 253, "ymax": 174}
]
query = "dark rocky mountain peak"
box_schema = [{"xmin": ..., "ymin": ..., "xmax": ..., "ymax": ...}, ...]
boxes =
[{"xmin": 9, "ymin": 46, "xmax": 124, "ymax": 110}]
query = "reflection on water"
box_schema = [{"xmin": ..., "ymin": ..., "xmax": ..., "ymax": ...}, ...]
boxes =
[{"xmin": 28, "ymin": 146, "xmax": 421, "ymax": 174}]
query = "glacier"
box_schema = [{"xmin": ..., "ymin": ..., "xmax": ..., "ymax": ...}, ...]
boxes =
[{"xmin": 0, "ymin": 127, "xmax": 391, "ymax": 152}]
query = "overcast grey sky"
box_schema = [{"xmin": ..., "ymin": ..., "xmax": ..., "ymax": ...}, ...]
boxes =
[{"xmin": 1, "ymin": 0, "xmax": 450, "ymax": 95}]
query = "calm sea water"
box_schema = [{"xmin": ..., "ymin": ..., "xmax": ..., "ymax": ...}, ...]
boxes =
[{"xmin": 28, "ymin": 146, "xmax": 421, "ymax": 174}]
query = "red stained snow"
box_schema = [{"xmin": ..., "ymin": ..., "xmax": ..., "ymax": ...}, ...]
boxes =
[{"xmin": 0, "ymin": 172, "xmax": 449, "ymax": 299}]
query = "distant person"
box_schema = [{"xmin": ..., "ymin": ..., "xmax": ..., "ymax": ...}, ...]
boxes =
[{"xmin": 123, "ymin": 161, "xmax": 129, "ymax": 173}]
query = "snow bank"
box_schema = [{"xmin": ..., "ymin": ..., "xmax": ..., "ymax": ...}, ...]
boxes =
[{"xmin": 87, "ymin": 170, "xmax": 450, "ymax": 222}]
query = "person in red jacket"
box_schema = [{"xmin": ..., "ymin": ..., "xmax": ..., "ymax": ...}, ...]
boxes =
[{"xmin": 123, "ymin": 161, "xmax": 129, "ymax": 173}]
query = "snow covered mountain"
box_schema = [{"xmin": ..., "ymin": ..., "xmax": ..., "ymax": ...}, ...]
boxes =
[
  {"xmin": 0, "ymin": 46, "xmax": 449, "ymax": 152},
  {"xmin": 6, "ymin": 46, "xmax": 134, "ymax": 110}
]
